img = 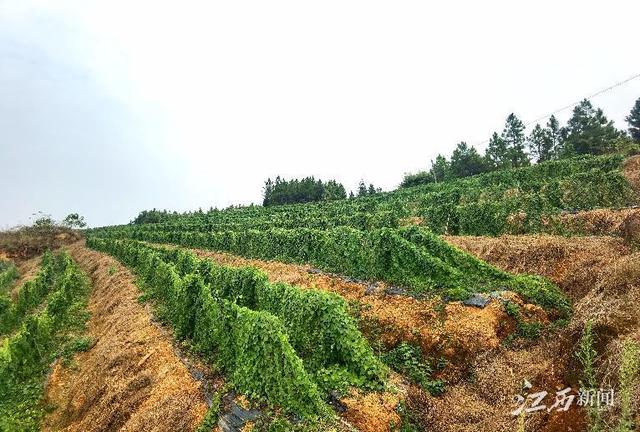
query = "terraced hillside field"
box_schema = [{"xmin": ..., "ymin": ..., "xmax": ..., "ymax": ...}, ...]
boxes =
[
  {"xmin": 94, "ymin": 154, "xmax": 639, "ymax": 237},
  {"xmin": 2, "ymin": 155, "xmax": 639, "ymax": 431}
]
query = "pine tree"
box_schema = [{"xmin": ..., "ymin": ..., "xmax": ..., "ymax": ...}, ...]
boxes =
[
  {"xmin": 527, "ymin": 121, "xmax": 559, "ymax": 163},
  {"xmin": 626, "ymin": 97, "xmax": 640, "ymax": 142},
  {"xmin": 527, "ymin": 124, "xmax": 547, "ymax": 163},
  {"xmin": 502, "ymin": 113, "xmax": 530, "ymax": 167},
  {"xmin": 544, "ymin": 115, "xmax": 563, "ymax": 160},
  {"xmin": 263, "ymin": 178, "xmax": 274, "ymax": 206},
  {"xmin": 357, "ymin": 180, "xmax": 367, "ymax": 197},
  {"xmin": 322, "ymin": 180, "xmax": 347, "ymax": 201},
  {"xmin": 450, "ymin": 142, "xmax": 488, "ymax": 178},
  {"xmin": 485, "ymin": 132, "xmax": 509, "ymax": 169},
  {"xmin": 335, "ymin": 181, "xmax": 347, "ymax": 200},
  {"xmin": 563, "ymin": 99, "xmax": 622, "ymax": 155},
  {"xmin": 430, "ymin": 154, "xmax": 451, "ymax": 182}
]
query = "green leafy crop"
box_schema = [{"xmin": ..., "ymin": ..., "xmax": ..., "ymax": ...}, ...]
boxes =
[
  {"xmin": 0, "ymin": 251, "xmax": 90, "ymax": 432},
  {"xmin": 87, "ymin": 237, "xmax": 388, "ymax": 417},
  {"xmin": 89, "ymin": 225, "xmax": 569, "ymax": 316}
]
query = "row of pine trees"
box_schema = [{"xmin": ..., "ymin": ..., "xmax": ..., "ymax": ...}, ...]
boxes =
[
  {"xmin": 262, "ymin": 177, "xmax": 347, "ymax": 206},
  {"xmin": 259, "ymin": 97, "xmax": 640, "ymax": 204},
  {"xmin": 262, "ymin": 177, "xmax": 384, "ymax": 206},
  {"xmin": 401, "ymin": 97, "xmax": 640, "ymax": 187}
]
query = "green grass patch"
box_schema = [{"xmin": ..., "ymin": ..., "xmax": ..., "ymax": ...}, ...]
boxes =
[{"xmin": 381, "ymin": 342, "xmax": 446, "ymax": 396}]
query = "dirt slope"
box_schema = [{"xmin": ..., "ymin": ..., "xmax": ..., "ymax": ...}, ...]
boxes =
[
  {"xmin": 51, "ymin": 236, "xmax": 637, "ymax": 431},
  {"xmin": 42, "ymin": 242, "xmax": 208, "ymax": 432},
  {"xmin": 557, "ymin": 207, "xmax": 640, "ymax": 240},
  {"xmin": 445, "ymin": 235, "xmax": 629, "ymax": 301},
  {"xmin": 624, "ymin": 154, "xmax": 640, "ymax": 194},
  {"xmin": 419, "ymin": 234, "xmax": 640, "ymax": 432}
]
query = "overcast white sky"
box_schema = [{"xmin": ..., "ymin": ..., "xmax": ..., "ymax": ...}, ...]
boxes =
[{"xmin": 1, "ymin": 0, "xmax": 639, "ymax": 227}]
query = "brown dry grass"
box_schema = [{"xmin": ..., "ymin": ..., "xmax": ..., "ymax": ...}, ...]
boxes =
[
  {"xmin": 427, "ymin": 234, "xmax": 640, "ymax": 432},
  {"xmin": 624, "ymin": 154, "xmax": 640, "ymax": 195},
  {"xmin": 342, "ymin": 392, "xmax": 401, "ymax": 432},
  {"xmin": 42, "ymin": 241, "xmax": 208, "ymax": 432},
  {"xmin": 557, "ymin": 208, "xmax": 640, "ymax": 239},
  {"xmin": 0, "ymin": 226, "xmax": 82, "ymax": 260},
  {"xmin": 445, "ymin": 235, "xmax": 629, "ymax": 301}
]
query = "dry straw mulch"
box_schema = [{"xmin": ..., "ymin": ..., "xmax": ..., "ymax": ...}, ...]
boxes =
[{"xmin": 433, "ymin": 234, "xmax": 640, "ymax": 432}]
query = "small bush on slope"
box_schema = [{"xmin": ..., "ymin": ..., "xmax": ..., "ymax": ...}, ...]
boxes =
[{"xmin": 0, "ymin": 260, "xmax": 18, "ymax": 293}]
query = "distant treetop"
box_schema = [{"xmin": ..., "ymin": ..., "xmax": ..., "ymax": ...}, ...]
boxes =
[
  {"xmin": 400, "ymin": 98, "xmax": 634, "ymax": 188},
  {"xmin": 627, "ymin": 97, "xmax": 640, "ymax": 143},
  {"xmin": 263, "ymin": 176, "xmax": 347, "ymax": 206}
]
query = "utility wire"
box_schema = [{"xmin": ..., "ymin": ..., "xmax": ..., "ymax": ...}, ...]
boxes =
[
  {"xmin": 525, "ymin": 72, "xmax": 640, "ymax": 127},
  {"xmin": 474, "ymin": 71, "xmax": 640, "ymax": 147}
]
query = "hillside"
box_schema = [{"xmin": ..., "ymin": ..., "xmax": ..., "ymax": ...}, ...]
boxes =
[
  {"xmin": 1, "ymin": 155, "xmax": 639, "ymax": 431},
  {"xmin": 4, "ymin": 2, "xmax": 640, "ymax": 430},
  {"xmin": 71, "ymin": 154, "xmax": 639, "ymax": 430},
  {"xmin": 92, "ymin": 154, "xmax": 639, "ymax": 237}
]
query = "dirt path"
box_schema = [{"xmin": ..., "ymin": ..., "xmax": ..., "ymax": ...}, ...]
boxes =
[{"xmin": 42, "ymin": 242, "xmax": 208, "ymax": 432}]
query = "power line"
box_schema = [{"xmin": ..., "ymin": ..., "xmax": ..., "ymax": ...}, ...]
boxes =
[
  {"xmin": 525, "ymin": 72, "xmax": 640, "ymax": 127},
  {"xmin": 474, "ymin": 71, "xmax": 640, "ymax": 147}
]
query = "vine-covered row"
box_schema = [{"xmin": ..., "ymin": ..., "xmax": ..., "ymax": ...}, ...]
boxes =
[
  {"xmin": 0, "ymin": 260, "xmax": 18, "ymax": 293},
  {"xmin": 89, "ymin": 154, "xmax": 634, "ymax": 236},
  {"xmin": 87, "ymin": 237, "xmax": 386, "ymax": 417},
  {"xmin": 0, "ymin": 251, "xmax": 70, "ymax": 336},
  {"xmin": 88, "ymin": 226, "xmax": 570, "ymax": 316},
  {"xmin": 0, "ymin": 251, "xmax": 90, "ymax": 431}
]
